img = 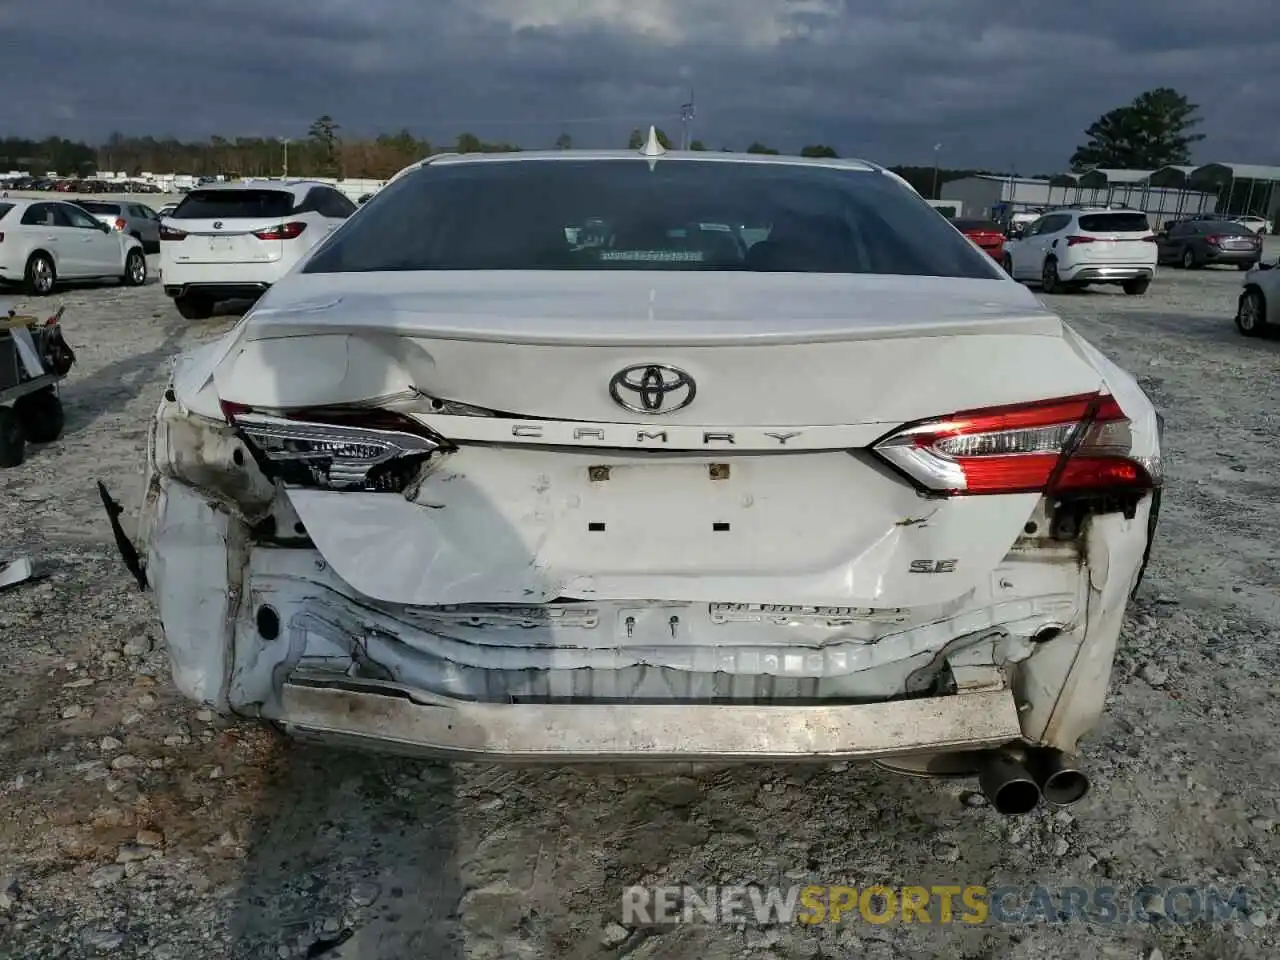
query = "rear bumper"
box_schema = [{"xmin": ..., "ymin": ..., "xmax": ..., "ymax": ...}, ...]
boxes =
[
  {"xmin": 279, "ymin": 674, "xmax": 1023, "ymax": 761},
  {"xmin": 1062, "ymin": 264, "xmax": 1154, "ymax": 282},
  {"xmin": 164, "ymin": 282, "xmax": 270, "ymax": 300},
  {"xmin": 159, "ymin": 256, "xmax": 288, "ymax": 295},
  {"xmin": 1204, "ymin": 248, "xmax": 1259, "ymax": 265},
  {"xmin": 124, "ymin": 473, "xmax": 1154, "ymax": 761}
]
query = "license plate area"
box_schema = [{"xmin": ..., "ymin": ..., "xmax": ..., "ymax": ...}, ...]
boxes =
[
  {"xmin": 580, "ymin": 460, "xmax": 744, "ymax": 538},
  {"xmin": 403, "ymin": 446, "xmax": 917, "ymax": 582}
]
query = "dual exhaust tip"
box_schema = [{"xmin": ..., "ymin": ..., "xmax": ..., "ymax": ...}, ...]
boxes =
[{"xmin": 978, "ymin": 748, "xmax": 1090, "ymax": 815}]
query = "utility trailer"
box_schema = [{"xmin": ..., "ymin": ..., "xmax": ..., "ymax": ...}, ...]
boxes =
[{"xmin": 0, "ymin": 306, "xmax": 75, "ymax": 467}]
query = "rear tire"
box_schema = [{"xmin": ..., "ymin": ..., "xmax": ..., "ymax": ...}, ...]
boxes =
[
  {"xmin": 1236, "ymin": 289, "xmax": 1268, "ymax": 337},
  {"xmin": 1041, "ymin": 258, "xmax": 1060, "ymax": 294},
  {"xmin": 0, "ymin": 407, "xmax": 25, "ymax": 467},
  {"xmin": 1181, "ymin": 247, "xmax": 1197, "ymax": 269},
  {"xmin": 1122, "ymin": 278, "xmax": 1150, "ymax": 296},
  {"xmin": 1001, "ymin": 253, "xmax": 1014, "ymax": 275},
  {"xmin": 173, "ymin": 293, "xmax": 214, "ymax": 320},
  {"xmin": 1238, "ymin": 262, "xmax": 1255, "ymax": 272},
  {"xmin": 24, "ymin": 253, "xmax": 55, "ymax": 296},
  {"xmin": 122, "ymin": 249, "xmax": 147, "ymax": 286},
  {"xmin": 13, "ymin": 388, "xmax": 64, "ymax": 443}
]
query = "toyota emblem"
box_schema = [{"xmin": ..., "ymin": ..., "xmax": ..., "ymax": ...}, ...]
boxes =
[
  {"xmin": 212, "ymin": 221, "xmax": 223, "ymax": 229},
  {"xmin": 608, "ymin": 364, "xmax": 696, "ymax": 414}
]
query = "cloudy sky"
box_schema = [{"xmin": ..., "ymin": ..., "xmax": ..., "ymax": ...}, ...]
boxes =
[{"xmin": 3, "ymin": 0, "xmax": 1278, "ymax": 171}]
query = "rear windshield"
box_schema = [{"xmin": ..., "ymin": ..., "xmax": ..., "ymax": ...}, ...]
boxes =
[
  {"xmin": 1077, "ymin": 213, "xmax": 1151, "ymax": 233},
  {"xmin": 303, "ymin": 159, "xmax": 1003, "ymax": 279},
  {"xmin": 0, "ymin": 203, "xmax": 12, "ymax": 220},
  {"xmin": 1198, "ymin": 221, "xmax": 1252, "ymax": 236},
  {"xmin": 172, "ymin": 189, "xmax": 294, "ymax": 220},
  {"xmin": 75, "ymin": 201, "xmax": 121, "ymax": 215},
  {"xmin": 952, "ymin": 219, "xmax": 1001, "ymax": 232}
]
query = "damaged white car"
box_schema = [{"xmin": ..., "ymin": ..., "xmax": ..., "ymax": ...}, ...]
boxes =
[{"xmin": 103, "ymin": 138, "xmax": 1163, "ymax": 815}]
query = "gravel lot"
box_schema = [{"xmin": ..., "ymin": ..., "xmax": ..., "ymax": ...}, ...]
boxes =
[{"xmin": 2, "ymin": 246, "xmax": 1279, "ymax": 959}]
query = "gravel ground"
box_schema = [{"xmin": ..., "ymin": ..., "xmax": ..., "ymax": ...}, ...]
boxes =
[{"xmin": 1, "ymin": 247, "xmax": 1279, "ymax": 959}]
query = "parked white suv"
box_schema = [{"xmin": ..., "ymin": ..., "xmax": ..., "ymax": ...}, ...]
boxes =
[
  {"xmin": 159, "ymin": 180, "xmax": 356, "ymax": 319},
  {"xmin": 1002, "ymin": 207, "xmax": 1158, "ymax": 295}
]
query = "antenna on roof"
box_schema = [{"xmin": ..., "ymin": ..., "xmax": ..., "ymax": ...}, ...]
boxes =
[{"xmin": 640, "ymin": 125, "xmax": 667, "ymax": 158}]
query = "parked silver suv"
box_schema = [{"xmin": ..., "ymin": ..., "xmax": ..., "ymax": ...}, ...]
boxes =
[{"xmin": 72, "ymin": 200, "xmax": 162, "ymax": 253}]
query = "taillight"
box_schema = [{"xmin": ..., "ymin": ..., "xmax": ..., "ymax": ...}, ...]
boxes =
[
  {"xmin": 113, "ymin": 217, "xmax": 127, "ymax": 231},
  {"xmin": 253, "ymin": 221, "xmax": 306, "ymax": 240},
  {"xmin": 1141, "ymin": 234, "xmax": 1159, "ymax": 243},
  {"xmin": 872, "ymin": 393, "xmax": 1157, "ymax": 496},
  {"xmin": 221, "ymin": 403, "xmax": 448, "ymax": 492},
  {"xmin": 1066, "ymin": 236, "xmax": 1096, "ymax": 246},
  {"xmin": 159, "ymin": 225, "xmax": 187, "ymax": 241},
  {"xmin": 1206, "ymin": 235, "xmax": 1222, "ymax": 245}
]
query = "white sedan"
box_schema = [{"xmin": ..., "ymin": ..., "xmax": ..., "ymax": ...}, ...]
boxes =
[
  {"xmin": 103, "ymin": 140, "xmax": 1163, "ymax": 815},
  {"xmin": 1234, "ymin": 216, "xmax": 1273, "ymax": 236},
  {"xmin": 0, "ymin": 198, "xmax": 148, "ymax": 294},
  {"xmin": 1236, "ymin": 254, "xmax": 1280, "ymax": 336}
]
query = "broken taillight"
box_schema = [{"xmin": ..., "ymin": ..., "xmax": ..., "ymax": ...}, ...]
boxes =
[
  {"xmin": 159, "ymin": 225, "xmax": 187, "ymax": 241},
  {"xmin": 872, "ymin": 393, "xmax": 1158, "ymax": 496},
  {"xmin": 221, "ymin": 403, "xmax": 448, "ymax": 492}
]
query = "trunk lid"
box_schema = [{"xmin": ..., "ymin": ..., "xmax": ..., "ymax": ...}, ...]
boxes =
[
  {"xmin": 212, "ymin": 270, "xmax": 1111, "ymax": 608},
  {"xmin": 1207, "ymin": 229, "xmax": 1261, "ymax": 253},
  {"xmin": 1071, "ymin": 212, "xmax": 1158, "ymax": 265},
  {"xmin": 217, "ymin": 271, "xmax": 1096, "ymax": 425},
  {"xmin": 165, "ymin": 217, "xmax": 285, "ymax": 264},
  {"xmin": 167, "ymin": 187, "xmax": 295, "ymax": 264}
]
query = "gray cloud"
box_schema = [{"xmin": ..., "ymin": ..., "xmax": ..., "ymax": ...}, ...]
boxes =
[{"xmin": 2, "ymin": 0, "xmax": 1278, "ymax": 171}]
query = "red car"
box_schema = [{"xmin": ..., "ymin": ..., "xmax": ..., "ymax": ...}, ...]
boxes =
[{"xmin": 951, "ymin": 218, "xmax": 1005, "ymax": 261}]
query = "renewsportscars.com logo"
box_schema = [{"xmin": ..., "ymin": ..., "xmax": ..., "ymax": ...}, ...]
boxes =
[{"xmin": 622, "ymin": 884, "xmax": 1262, "ymax": 927}]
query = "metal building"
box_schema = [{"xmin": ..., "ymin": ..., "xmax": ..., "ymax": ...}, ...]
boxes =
[
  {"xmin": 1186, "ymin": 164, "xmax": 1280, "ymax": 227},
  {"xmin": 941, "ymin": 171, "xmax": 1219, "ymax": 222}
]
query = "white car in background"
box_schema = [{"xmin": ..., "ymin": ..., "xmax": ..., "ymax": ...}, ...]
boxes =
[
  {"xmin": 158, "ymin": 179, "xmax": 356, "ymax": 320},
  {"xmin": 105, "ymin": 142, "xmax": 1163, "ymax": 815},
  {"xmin": 1234, "ymin": 215, "xmax": 1273, "ymax": 236},
  {"xmin": 1002, "ymin": 207, "xmax": 1159, "ymax": 295},
  {"xmin": 0, "ymin": 198, "xmax": 148, "ymax": 295},
  {"xmin": 1236, "ymin": 253, "xmax": 1280, "ymax": 337}
]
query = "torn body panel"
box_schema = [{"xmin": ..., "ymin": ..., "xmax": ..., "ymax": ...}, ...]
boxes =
[
  {"xmin": 285, "ymin": 446, "xmax": 1046, "ymax": 608},
  {"xmin": 136, "ymin": 451, "xmax": 1149, "ymax": 759},
  {"xmin": 128, "ymin": 297, "xmax": 1161, "ymax": 765}
]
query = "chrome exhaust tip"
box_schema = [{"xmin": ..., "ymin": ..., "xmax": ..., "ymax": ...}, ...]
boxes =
[
  {"xmin": 977, "ymin": 751, "xmax": 1042, "ymax": 815},
  {"xmin": 1029, "ymin": 749, "xmax": 1091, "ymax": 806}
]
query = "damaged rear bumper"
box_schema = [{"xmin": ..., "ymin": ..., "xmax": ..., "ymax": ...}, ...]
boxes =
[
  {"xmin": 108, "ymin": 400, "xmax": 1158, "ymax": 763},
  {"xmin": 279, "ymin": 672, "xmax": 1023, "ymax": 761}
]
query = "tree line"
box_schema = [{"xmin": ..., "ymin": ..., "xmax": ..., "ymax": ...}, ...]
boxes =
[
  {"xmin": 1, "ymin": 87, "xmax": 1206, "ymax": 192},
  {"xmin": 0, "ymin": 125, "xmax": 1002, "ymax": 196}
]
